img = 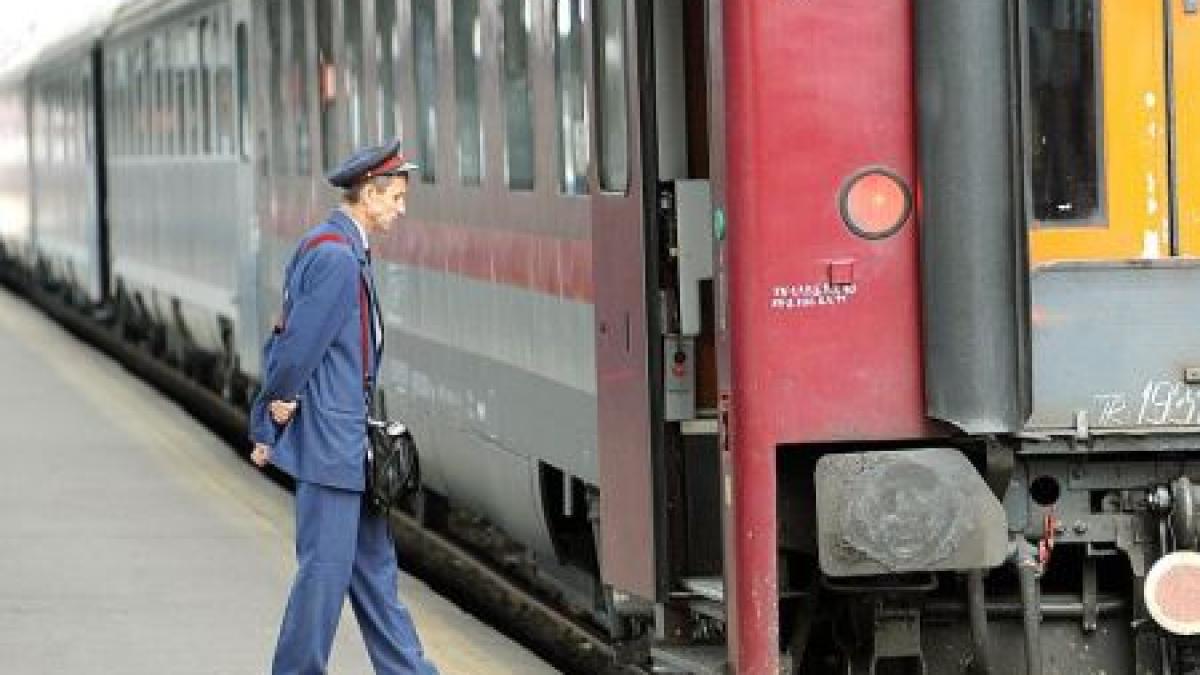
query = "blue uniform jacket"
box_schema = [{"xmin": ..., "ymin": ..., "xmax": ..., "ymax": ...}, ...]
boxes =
[{"xmin": 249, "ymin": 210, "xmax": 381, "ymax": 491}]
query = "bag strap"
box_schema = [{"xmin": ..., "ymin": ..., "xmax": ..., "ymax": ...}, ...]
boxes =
[{"xmin": 277, "ymin": 233, "xmax": 372, "ymax": 395}]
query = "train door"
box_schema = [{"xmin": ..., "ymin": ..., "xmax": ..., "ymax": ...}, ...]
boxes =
[
  {"xmin": 1025, "ymin": 0, "xmax": 1200, "ymax": 431},
  {"xmin": 593, "ymin": 0, "xmax": 722, "ymax": 622},
  {"xmin": 230, "ymin": 0, "xmax": 263, "ymax": 376},
  {"xmin": 592, "ymin": 0, "xmax": 659, "ymax": 600}
]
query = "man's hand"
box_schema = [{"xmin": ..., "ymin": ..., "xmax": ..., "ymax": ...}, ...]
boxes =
[
  {"xmin": 250, "ymin": 443, "xmax": 272, "ymax": 468},
  {"xmin": 269, "ymin": 399, "xmax": 299, "ymax": 425}
]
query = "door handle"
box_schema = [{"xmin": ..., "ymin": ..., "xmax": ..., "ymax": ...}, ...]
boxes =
[{"xmin": 1188, "ymin": 0, "xmax": 1199, "ymax": 15}]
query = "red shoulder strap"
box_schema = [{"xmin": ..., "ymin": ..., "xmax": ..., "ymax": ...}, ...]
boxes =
[
  {"xmin": 302, "ymin": 233, "xmax": 349, "ymax": 253},
  {"xmin": 276, "ymin": 233, "xmax": 371, "ymax": 391}
]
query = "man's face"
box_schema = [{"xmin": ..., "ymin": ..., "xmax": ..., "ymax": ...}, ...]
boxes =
[{"xmin": 362, "ymin": 175, "xmax": 409, "ymax": 233}]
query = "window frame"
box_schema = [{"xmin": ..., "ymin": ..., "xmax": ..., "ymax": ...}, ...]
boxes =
[{"xmin": 1022, "ymin": 0, "xmax": 1108, "ymax": 229}]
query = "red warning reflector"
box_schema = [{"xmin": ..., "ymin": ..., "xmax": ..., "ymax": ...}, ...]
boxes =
[
  {"xmin": 839, "ymin": 168, "xmax": 912, "ymax": 240},
  {"xmin": 1145, "ymin": 551, "xmax": 1200, "ymax": 635}
]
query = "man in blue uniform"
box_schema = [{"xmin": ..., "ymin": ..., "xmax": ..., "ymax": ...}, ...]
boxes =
[{"xmin": 248, "ymin": 139, "xmax": 439, "ymax": 675}]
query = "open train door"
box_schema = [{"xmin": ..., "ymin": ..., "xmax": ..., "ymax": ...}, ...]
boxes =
[{"xmin": 591, "ymin": 0, "xmax": 663, "ymax": 601}]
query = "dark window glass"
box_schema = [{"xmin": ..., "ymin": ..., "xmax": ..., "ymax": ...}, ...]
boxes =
[
  {"xmin": 137, "ymin": 44, "xmax": 149, "ymax": 156},
  {"xmin": 214, "ymin": 13, "xmax": 235, "ymax": 154},
  {"xmin": 154, "ymin": 35, "xmax": 166, "ymax": 155},
  {"xmin": 454, "ymin": 0, "xmax": 482, "ymax": 185},
  {"xmin": 124, "ymin": 49, "xmax": 134, "ymax": 155},
  {"xmin": 375, "ymin": 0, "xmax": 399, "ymax": 142},
  {"xmin": 412, "ymin": 0, "xmax": 438, "ymax": 182},
  {"xmin": 502, "ymin": 0, "xmax": 533, "ymax": 190},
  {"xmin": 169, "ymin": 30, "xmax": 182, "ymax": 156},
  {"xmin": 213, "ymin": 14, "xmax": 231, "ymax": 155},
  {"xmin": 104, "ymin": 56, "xmax": 118, "ymax": 155},
  {"xmin": 235, "ymin": 19, "xmax": 249, "ymax": 158},
  {"xmin": 317, "ymin": 0, "xmax": 336, "ymax": 171},
  {"xmin": 345, "ymin": 0, "xmax": 366, "ymax": 152},
  {"xmin": 184, "ymin": 25, "xmax": 198, "ymax": 156},
  {"xmin": 84, "ymin": 73, "xmax": 93, "ymax": 162},
  {"xmin": 267, "ymin": 0, "xmax": 286, "ymax": 170},
  {"xmin": 198, "ymin": 18, "xmax": 213, "ymax": 155},
  {"xmin": 555, "ymin": 0, "xmax": 588, "ymax": 194},
  {"xmin": 290, "ymin": 0, "xmax": 310, "ymax": 173},
  {"xmin": 177, "ymin": 30, "xmax": 189, "ymax": 156},
  {"xmin": 1027, "ymin": 0, "xmax": 1101, "ymax": 222},
  {"xmin": 594, "ymin": 0, "xmax": 627, "ymax": 192}
]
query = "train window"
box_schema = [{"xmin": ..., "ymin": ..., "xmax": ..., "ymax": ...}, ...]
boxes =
[
  {"xmin": 128, "ymin": 48, "xmax": 138, "ymax": 156},
  {"xmin": 183, "ymin": 26, "xmax": 198, "ymax": 156},
  {"xmin": 82, "ymin": 74, "xmax": 90, "ymax": 161},
  {"xmin": 63, "ymin": 81, "xmax": 71, "ymax": 162},
  {"xmin": 79, "ymin": 76, "xmax": 87, "ymax": 162},
  {"xmin": 187, "ymin": 22, "xmax": 201, "ymax": 156},
  {"xmin": 52, "ymin": 86, "xmax": 59, "ymax": 163},
  {"xmin": 412, "ymin": 0, "xmax": 439, "ymax": 183},
  {"xmin": 84, "ymin": 73, "xmax": 93, "ymax": 162},
  {"xmin": 137, "ymin": 43, "xmax": 149, "ymax": 156},
  {"xmin": 346, "ymin": 0, "xmax": 368, "ymax": 154},
  {"xmin": 217, "ymin": 17, "xmax": 237, "ymax": 157},
  {"xmin": 124, "ymin": 49, "xmax": 134, "ymax": 156},
  {"xmin": 454, "ymin": 0, "xmax": 483, "ymax": 185},
  {"xmin": 198, "ymin": 17, "xmax": 213, "ymax": 155},
  {"xmin": 375, "ymin": 0, "xmax": 399, "ymax": 142},
  {"xmin": 502, "ymin": 0, "xmax": 534, "ymax": 190},
  {"xmin": 555, "ymin": 0, "xmax": 588, "ymax": 195},
  {"xmin": 289, "ymin": 0, "xmax": 310, "ymax": 174},
  {"xmin": 104, "ymin": 57, "xmax": 116, "ymax": 156},
  {"xmin": 594, "ymin": 0, "xmax": 627, "ymax": 193},
  {"xmin": 317, "ymin": 0, "xmax": 336, "ymax": 171},
  {"xmin": 234, "ymin": 21, "xmax": 248, "ymax": 158},
  {"xmin": 166, "ymin": 30, "xmax": 177, "ymax": 156},
  {"xmin": 1026, "ymin": 0, "xmax": 1101, "ymax": 223},
  {"xmin": 268, "ymin": 0, "xmax": 287, "ymax": 170},
  {"xmin": 62, "ymin": 82, "xmax": 71, "ymax": 164},
  {"xmin": 176, "ymin": 29, "xmax": 189, "ymax": 156},
  {"xmin": 107, "ymin": 56, "xmax": 118, "ymax": 157},
  {"xmin": 108, "ymin": 53, "xmax": 119, "ymax": 156},
  {"xmin": 153, "ymin": 34, "xmax": 166, "ymax": 156},
  {"xmin": 172, "ymin": 33, "xmax": 181, "ymax": 157},
  {"xmin": 104, "ymin": 58, "xmax": 115, "ymax": 155},
  {"xmin": 70, "ymin": 81, "xmax": 78, "ymax": 162},
  {"xmin": 78, "ymin": 76, "xmax": 85, "ymax": 161}
]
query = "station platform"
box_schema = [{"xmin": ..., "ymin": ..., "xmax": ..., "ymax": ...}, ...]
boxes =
[{"xmin": 0, "ymin": 288, "xmax": 560, "ymax": 674}]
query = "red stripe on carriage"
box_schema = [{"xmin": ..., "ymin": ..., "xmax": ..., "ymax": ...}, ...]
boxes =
[{"xmin": 263, "ymin": 211, "xmax": 594, "ymax": 303}]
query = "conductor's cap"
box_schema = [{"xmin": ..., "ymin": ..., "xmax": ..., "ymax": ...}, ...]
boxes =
[{"xmin": 326, "ymin": 139, "xmax": 419, "ymax": 189}]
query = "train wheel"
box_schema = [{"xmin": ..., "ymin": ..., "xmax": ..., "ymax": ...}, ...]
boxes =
[
  {"xmin": 410, "ymin": 486, "xmax": 449, "ymax": 531},
  {"xmin": 218, "ymin": 356, "xmax": 245, "ymax": 406}
]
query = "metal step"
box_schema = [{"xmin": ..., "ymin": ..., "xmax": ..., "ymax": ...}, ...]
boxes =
[
  {"xmin": 651, "ymin": 645, "xmax": 728, "ymax": 674},
  {"xmin": 680, "ymin": 576, "xmax": 724, "ymax": 603}
]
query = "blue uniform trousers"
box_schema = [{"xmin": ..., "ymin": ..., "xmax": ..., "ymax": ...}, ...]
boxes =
[{"xmin": 272, "ymin": 480, "xmax": 438, "ymax": 675}]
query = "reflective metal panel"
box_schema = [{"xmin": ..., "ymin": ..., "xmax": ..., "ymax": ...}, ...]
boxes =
[{"xmin": 1029, "ymin": 260, "xmax": 1200, "ymax": 432}]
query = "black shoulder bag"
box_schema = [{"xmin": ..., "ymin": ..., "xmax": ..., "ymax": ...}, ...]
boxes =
[
  {"xmin": 355, "ymin": 260, "xmax": 421, "ymax": 514},
  {"xmin": 365, "ymin": 417, "xmax": 421, "ymax": 513}
]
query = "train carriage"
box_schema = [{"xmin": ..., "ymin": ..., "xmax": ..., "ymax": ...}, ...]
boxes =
[
  {"xmin": 0, "ymin": 75, "xmax": 33, "ymax": 277},
  {"xmin": 100, "ymin": 0, "xmax": 258, "ymax": 391},
  {"xmin": 721, "ymin": 1, "xmax": 1200, "ymax": 673},
  {"xmin": 24, "ymin": 27, "xmax": 109, "ymax": 309}
]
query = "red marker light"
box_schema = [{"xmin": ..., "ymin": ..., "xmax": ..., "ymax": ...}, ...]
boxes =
[
  {"xmin": 1146, "ymin": 552, "xmax": 1200, "ymax": 635},
  {"xmin": 840, "ymin": 168, "xmax": 912, "ymax": 239}
]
